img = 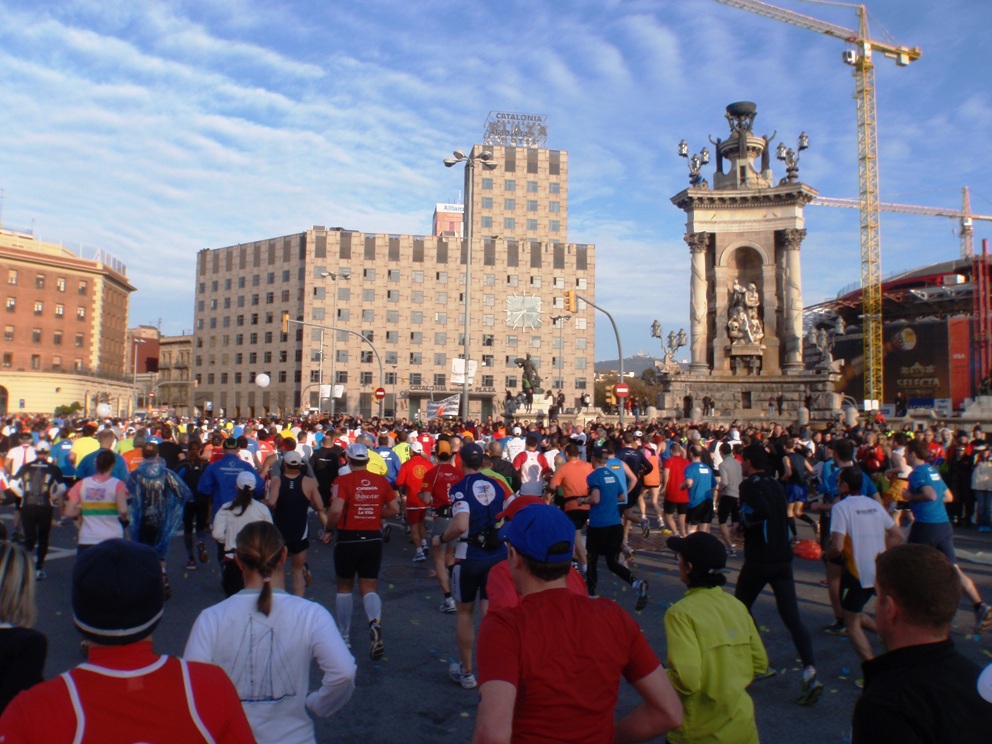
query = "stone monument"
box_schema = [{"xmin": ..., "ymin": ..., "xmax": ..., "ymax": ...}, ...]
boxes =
[{"xmin": 658, "ymin": 102, "xmax": 841, "ymax": 422}]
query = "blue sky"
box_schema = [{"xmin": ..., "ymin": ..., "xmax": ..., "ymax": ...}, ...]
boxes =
[{"xmin": 1, "ymin": 0, "xmax": 989, "ymax": 361}]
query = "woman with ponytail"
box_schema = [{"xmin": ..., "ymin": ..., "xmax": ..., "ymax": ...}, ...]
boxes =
[
  {"xmin": 212, "ymin": 471, "xmax": 273, "ymax": 596},
  {"xmin": 185, "ymin": 521, "xmax": 356, "ymax": 744}
]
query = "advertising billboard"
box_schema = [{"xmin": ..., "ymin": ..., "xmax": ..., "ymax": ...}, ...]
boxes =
[{"xmin": 831, "ymin": 317, "xmax": 971, "ymax": 410}]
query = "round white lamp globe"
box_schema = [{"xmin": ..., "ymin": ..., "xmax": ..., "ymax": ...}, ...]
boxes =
[
  {"xmin": 96, "ymin": 403, "xmax": 112, "ymax": 418},
  {"xmin": 256, "ymin": 373, "xmax": 271, "ymax": 389}
]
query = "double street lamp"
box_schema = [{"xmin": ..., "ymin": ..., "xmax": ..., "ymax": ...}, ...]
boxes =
[
  {"xmin": 319, "ymin": 270, "xmax": 350, "ymax": 416},
  {"xmin": 444, "ymin": 148, "xmax": 498, "ymax": 421},
  {"xmin": 551, "ymin": 314, "xmax": 572, "ymax": 391}
]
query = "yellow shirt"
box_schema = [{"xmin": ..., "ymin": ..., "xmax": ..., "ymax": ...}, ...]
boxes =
[{"xmin": 665, "ymin": 586, "xmax": 768, "ymax": 744}]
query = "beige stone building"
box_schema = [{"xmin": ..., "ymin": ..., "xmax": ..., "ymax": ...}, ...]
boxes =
[
  {"xmin": 193, "ymin": 142, "xmax": 596, "ymax": 421},
  {"xmin": 0, "ymin": 227, "xmax": 135, "ymax": 415}
]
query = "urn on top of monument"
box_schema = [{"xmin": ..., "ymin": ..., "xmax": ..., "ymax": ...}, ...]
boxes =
[{"xmin": 677, "ymin": 101, "xmax": 809, "ymax": 191}]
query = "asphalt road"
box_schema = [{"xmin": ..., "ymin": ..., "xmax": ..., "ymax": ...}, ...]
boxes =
[{"xmin": 12, "ymin": 510, "xmax": 992, "ymax": 744}]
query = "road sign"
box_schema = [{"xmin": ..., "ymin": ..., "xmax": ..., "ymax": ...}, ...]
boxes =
[
  {"xmin": 374, "ymin": 386, "xmax": 386, "ymax": 401},
  {"xmin": 615, "ymin": 383, "xmax": 630, "ymax": 398}
]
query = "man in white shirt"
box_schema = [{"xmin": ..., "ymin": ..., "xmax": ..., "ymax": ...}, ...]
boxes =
[{"xmin": 823, "ymin": 466, "xmax": 904, "ymax": 662}]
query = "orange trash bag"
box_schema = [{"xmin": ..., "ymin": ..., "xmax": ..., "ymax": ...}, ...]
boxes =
[{"xmin": 793, "ymin": 539, "xmax": 823, "ymax": 561}]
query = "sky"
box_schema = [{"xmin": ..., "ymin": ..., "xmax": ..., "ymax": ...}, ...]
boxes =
[{"xmin": 1, "ymin": 0, "xmax": 990, "ymax": 362}]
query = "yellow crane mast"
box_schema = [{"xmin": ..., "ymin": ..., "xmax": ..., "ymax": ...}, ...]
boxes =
[{"xmin": 711, "ymin": 0, "xmax": 920, "ymax": 407}]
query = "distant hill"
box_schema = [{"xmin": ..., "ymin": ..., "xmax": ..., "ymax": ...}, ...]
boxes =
[{"xmin": 594, "ymin": 354, "xmax": 665, "ymax": 375}]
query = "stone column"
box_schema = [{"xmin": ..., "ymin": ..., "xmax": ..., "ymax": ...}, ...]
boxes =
[
  {"xmin": 780, "ymin": 228, "xmax": 806, "ymax": 373},
  {"xmin": 685, "ymin": 232, "xmax": 710, "ymax": 374}
]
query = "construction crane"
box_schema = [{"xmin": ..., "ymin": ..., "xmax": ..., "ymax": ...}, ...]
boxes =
[
  {"xmin": 813, "ymin": 187, "xmax": 991, "ymax": 259},
  {"xmin": 712, "ymin": 0, "xmax": 920, "ymax": 408}
]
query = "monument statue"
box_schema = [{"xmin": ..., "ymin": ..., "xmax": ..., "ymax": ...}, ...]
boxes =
[
  {"xmin": 515, "ymin": 353, "xmax": 542, "ymax": 392},
  {"xmin": 728, "ymin": 279, "xmax": 764, "ymax": 345}
]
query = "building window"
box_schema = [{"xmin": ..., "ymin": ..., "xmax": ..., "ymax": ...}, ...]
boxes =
[
  {"xmin": 575, "ymin": 377, "xmax": 587, "ymax": 390},
  {"xmin": 30, "ymin": 354, "xmax": 41, "ymax": 370},
  {"xmin": 75, "ymin": 333, "xmax": 84, "ymax": 347},
  {"xmin": 362, "ymin": 309, "xmax": 375, "ymax": 322},
  {"xmin": 278, "ymin": 371, "xmax": 287, "ymax": 383},
  {"xmin": 33, "ymin": 302, "xmax": 43, "ymax": 315},
  {"xmin": 363, "ymin": 268, "xmax": 375, "ymax": 280},
  {"xmin": 74, "ymin": 359, "xmax": 84, "ymax": 372},
  {"xmin": 336, "ymin": 371, "xmax": 348, "ymax": 384},
  {"xmin": 481, "ymin": 177, "xmax": 493, "ymax": 190},
  {"xmin": 549, "ymin": 201, "xmax": 560, "ymax": 213},
  {"xmin": 481, "ymin": 197, "xmax": 493, "ymax": 209},
  {"xmin": 480, "ymin": 216, "xmax": 493, "ymax": 229},
  {"xmin": 6, "ymin": 270, "xmax": 16, "ymax": 285},
  {"xmin": 32, "ymin": 328, "xmax": 41, "ymax": 343},
  {"xmin": 527, "ymin": 181, "xmax": 538, "ymax": 193},
  {"xmin": 56, "ymin": 277, "xmax": 65, "ymax": 292},
  {"xmin": 549, "ymin": 220, "xmax": 560, "ymax": 233},
  {"xmin": 3, "ymin": 326, "xmax": 12, "ymax": 341},
  {"xmin": 35, "ymin": 274, "xmax": 45, "ymax": 289},
  {"xmin": 504, "ymin": 218, "xmax": 515, "ymax": 230},
  {"xmin": 360, "ymin": 371, "xmax": 373, "ymax": 385},
  {"xmin": 1, "ymin": 353, "xmax": 11, "ymax": 368},
  {"xmin": 265, "ymin": 291, "xmax": 274, "ymax": 304},
  {"xmin": 76, "ymin": 307, "xmax": 86, "ymax": 319},
  {"xmin": 6, "ymin": 297, "xmax": 15, "ymax": 311},
  {"xmin": 388, "ymin": 269, "xmax": 400, "ymax": 282},
  {"xmin": 410, "ymin": 358, "xmax": 422, "ymax": 370},
  {"xmin": 526, "ymin": 200, "xmax": 538, "ymax": 212},
  {"xmin": 504, "ymin": 198, "xmax": 515, "ymax": 210},
  {"xmin": 434, "ymin": 374, "xmax": 446, "ymax": 387},
  {"xmin": 504, "ymin": 179, "xmax": 515, "ymax": 192},
  {"xmin": 78, "ymin": 280, "xmax": 87, "ymax": 295},
  {"xmin": 387, "ymin": 290, "xmax": 399, "ymax": 302},
  {"xmin": 410, "ymin": 331, "xmax": 422, "ymax": 344},
  {"xmin": 386, "ymin": 330, "xmax": 398, "ymax": 343},
  {"xmin": 234, "ymin": 372, "xmax": 242, "ymax": 384},
  {"xmin": 506, "ymin": 375, "xmax": 518, "ymax": 388},
  {"xmin": 526, "ymin": 219, "xmax": 538, "ymax": 231},
  {"xmin": 282, "ymin": 270, "xmax": 290, "ymax": 282},
  {"xmin": 434, "ymin": 332, "xmax": 446, "ymax": 346},
  {"xmin": 248, "ymin": 352, "xmax": 257, "ymax": 364},
  {"xmin": 550, "ymin": 182, "xmax": 561, "ymax": 194}
]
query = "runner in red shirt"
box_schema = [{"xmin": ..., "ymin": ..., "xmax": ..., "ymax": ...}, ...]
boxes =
[
  {"xmin": 423, "ymin": 443, "xmax": 464, "ymax": 613},
  {"xmin": 396, "ymin": 442, "xmax": 433, "ymax": 562},
  {"xmin": 663, "ymin": 442, "xmax": 691, "ymax": 537},
  {"xmin": 323, "ymin": 443, "xmax": 399, "ymax": 660}
]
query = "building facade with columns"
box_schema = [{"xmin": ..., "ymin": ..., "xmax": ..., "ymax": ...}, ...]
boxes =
[
  {"xmin": 0, "ymin": 227, "xmax": 135, "ymax": 416},
  {"xmin": 660, "ymin": 102, "xmax": 839, "ymax": 420}
]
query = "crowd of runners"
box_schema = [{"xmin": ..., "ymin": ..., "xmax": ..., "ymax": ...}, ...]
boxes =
[{"xmin": 1, "ymin": 411, "xmax": 991, "ymax": 742}]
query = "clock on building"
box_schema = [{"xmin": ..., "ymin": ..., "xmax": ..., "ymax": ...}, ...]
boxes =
[{"xmin": 505, "ymin": 294, "xmax": 543, "ymax": 330}]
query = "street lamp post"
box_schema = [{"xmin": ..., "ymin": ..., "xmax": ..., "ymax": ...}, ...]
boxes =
[
  {"xmin": 320, "ymin": 271, "xmax": 350, "ymax": 417},
  {"xmin": 551, "ymin": 314, "xmax": 572, "ymax": 391},
  {"xmin": 445, "ymin": 148, "xmax": 498, "ymax": 422},
  {"xmin": 131, "ymin": 337, "xmax": 146, "ymax": 417}
]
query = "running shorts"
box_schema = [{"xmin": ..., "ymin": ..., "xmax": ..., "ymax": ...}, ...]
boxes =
[
  {"xmin": 334, "ymin": 531, "xmax": 384, "ymax": 579},
  {"xmin": 907, "ymin": 521, "xmax": 956, "ymax": 562},
  {"xmin": 717, "ymin": 496, "xmax": 740, "ymax": 525},
  {"xmin": 686, "ymin": 500, "xmax": 714, "ymax": 526}
]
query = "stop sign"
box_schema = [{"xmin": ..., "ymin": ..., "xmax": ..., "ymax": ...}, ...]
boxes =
[
  {"xmin": 615, "ymin": 383, "xmax": 630, "ymax": 398},
  {"xmin": 374, "ymin": 386, "xmax": 386, "ymax": 401}
]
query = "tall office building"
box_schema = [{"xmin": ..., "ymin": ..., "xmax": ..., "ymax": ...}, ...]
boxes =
[
  {"xmin": 0, "ymin": 227, "xmax": 135, "ymax": 415},
  {"xmin": 193, "ymin": 115, "xmax": 595, "ymax": 420}
]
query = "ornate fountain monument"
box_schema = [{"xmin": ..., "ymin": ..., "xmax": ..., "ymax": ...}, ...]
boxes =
[{"xmin": 657, "ymin": 102, "xmax": 841, "ymax": 422}]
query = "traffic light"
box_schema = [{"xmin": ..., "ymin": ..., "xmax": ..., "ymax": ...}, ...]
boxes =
[
  {"xmin": 281, "ymin": 312, "xmax": 289, "ymax": 334},
  {"xmin": 565, "ymin": 290, "xmax": 577, "ymax": 313}
]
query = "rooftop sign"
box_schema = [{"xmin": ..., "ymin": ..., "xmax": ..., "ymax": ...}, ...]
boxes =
[{"xmin": 483, "ymin": 112, "xmax": 548, "ymax": 148}]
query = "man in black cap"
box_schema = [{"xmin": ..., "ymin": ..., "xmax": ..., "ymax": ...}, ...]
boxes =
[{"xmin": 0, "ymin": 539, "xmax": 254, "ymax": 742}]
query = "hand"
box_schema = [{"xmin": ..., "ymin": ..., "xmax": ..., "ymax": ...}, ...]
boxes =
[
  {"xmin": 431, "ymin": 535, "xmax": 442, "ymax": 549},
  {"xmin": 320, "ymin": 530, "xmax": 333, "ymax": 544}
]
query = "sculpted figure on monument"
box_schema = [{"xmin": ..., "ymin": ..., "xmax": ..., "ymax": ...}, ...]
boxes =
[{"xmin": 728, "ymin": 280, "xmax": 764, "ymax": 345}]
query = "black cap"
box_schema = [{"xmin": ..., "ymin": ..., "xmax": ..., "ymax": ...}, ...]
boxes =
[
  {"xmin": 461, "ymin": 442, "xmax": 485, "ymax": 469},
  {"xmin": 72, "ymin": 540, "xmax": 164, "ymax": 646},
  {"xmin": 667, "ymin": 532, "xmax": 727, "ymax": 572}
]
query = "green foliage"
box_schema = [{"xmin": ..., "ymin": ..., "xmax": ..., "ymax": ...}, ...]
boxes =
[{"xmin": 54, "ymin": 401, "xmax": 83, "ymax": 416}]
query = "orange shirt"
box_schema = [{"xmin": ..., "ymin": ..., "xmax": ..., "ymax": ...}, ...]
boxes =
[
  {"xmin": 122, "ymin": 450, "xmax": 144, "ymax": 472},
  {"xmin": 397, "ymin": 454, "xmax": 432, "ymax": 508},
  {"xmin": 550, "ymin": 458, "xmax": 594, "ymax": 512}
]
